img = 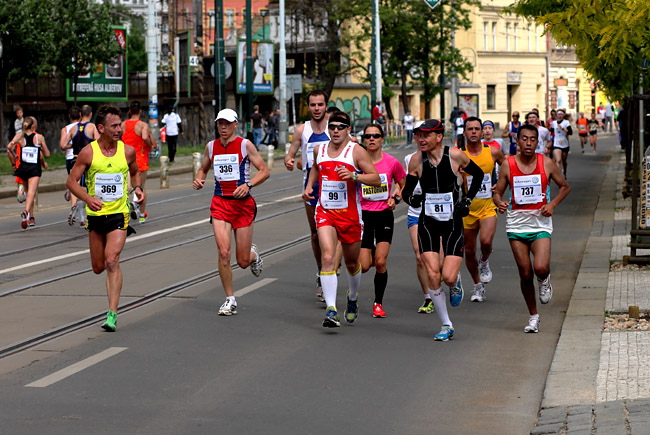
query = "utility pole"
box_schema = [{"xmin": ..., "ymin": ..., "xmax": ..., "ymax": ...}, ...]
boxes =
[
  {"xmin": 450, "ymin": 0, "xmax": 457, "ymax": 115},
  {"xmin": 214, "ymin": 0, "xmax": 226, "ymax": 112},
  {"xmin": 147, "ymin": 0, "xmax": 159, "ymax": 142},
  {"xmin": 370, "ymin": 0, "xmax": 377, "ymax": 110},
  {"xmin": 439, "ymin": 3, "xmax": 445, "ymax": 121},
  {"xmin": 375, "ymin": 0, "xmax": 382, "ymax": 105},
  {"xmin": 279, "ymin": 0, "xmax": 288, "ymax": 148},
  {"xmin": 195, "ymin": 0, "xmax": 205, "ymax": 143},
  {"xmin": 245, "ymin": 0, "xmax": 253, "ymax": 130}
]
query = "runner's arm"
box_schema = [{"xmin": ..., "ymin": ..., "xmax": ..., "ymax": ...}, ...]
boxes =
[
  {"xmin": 39, "ymin": 134, "xmax": 50, "ymax": 158},
  {"xmin": 284, "ymin": 124, "xmax": 304, "ymax": 171},
  {"xmin": 66, "ymin": 146, "xmax": 103, "ymax": 211},
  {"xmin": 193, "ymin": 144, "xmax": 212, "ymax": 190},
  {"xmin": 231, "ymin": 141, "xmax": 270, "ymax": 199},
  {"xmin": 492, "ymin": 161, "xmax": 510, "ymax": 214},
  {"xmin": 126, "ymin": 145, "xmax": 145, "ymax": 204},
  {"xmin": 541, "ymin": 157, "xmax": 570, "ymax": 217},
  {"xmin": 60, "ymin": 127, "xmax": 71, "ymax": 150},
  {"xmin": 491, "ymin": 146, "xmax": 507, "ymax": 166},
  {"xmin": 346, "ymin": 145, "xmax": 380, "ymax": 186},
  {"xmin": 90, "ymin": 124, "xmax": 101, "ymax": 140},
  {"xmin": 452, "ymin": 148, "xmax": 484, "ymax": 199},
  {"xmin": 141, "ymin": 122, "xmax": 156, "ymax": 150}
]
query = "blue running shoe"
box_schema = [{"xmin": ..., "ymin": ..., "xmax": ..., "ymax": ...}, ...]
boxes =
[
  {"xmin": 344, "ymin": 292, "xmax": 358, "ymax": 323},
  {"xmin": 323, "ymin": 306, "xmax": 341, "ymax": 328},
  {"xmin": 434, "ymin": 324, "xmax": 454, "ymax": 341},
  {"xmin": 449, "ymin": 272, "xmax": 463, "ymax": 307}
]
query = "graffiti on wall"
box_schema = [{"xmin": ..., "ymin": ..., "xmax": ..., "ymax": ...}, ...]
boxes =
[{"xmin": 331, "ymin": 95, "xmax": 372, "ymax": 122}]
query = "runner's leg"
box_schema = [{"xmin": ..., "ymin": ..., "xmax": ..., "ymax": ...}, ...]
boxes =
[
  {"xmin": 233, "ymin": 224, "xmax": 255, "ymax": 269},
  {"xmin": 212, "ymin": 219, "xmax": 235, "ymax": 297},
  {"xmin": 103, "ymin": 229, "xmax": 127, "ymax": 312},
  {"xmin": 508, "ymin": 239, "xmax": 537, "ymax": 315}
]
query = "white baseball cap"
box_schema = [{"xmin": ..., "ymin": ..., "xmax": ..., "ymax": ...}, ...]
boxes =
[{"xmin": 215, "ymin": 108, "xmax": 238, "ymax": 123}]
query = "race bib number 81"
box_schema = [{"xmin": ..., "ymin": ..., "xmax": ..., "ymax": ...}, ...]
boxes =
[{"xmin": 424, "ymin": 192, "xmax": 454, "ymax": 221}]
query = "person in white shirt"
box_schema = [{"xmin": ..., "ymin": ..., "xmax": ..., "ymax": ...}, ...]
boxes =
[
  {"xmin": 161, "ymin": 106, "xmax": 182, "ymax": 163},
  {"xmin": 551, "ymin": 110, "xmax": 571, "ymax": 179},
  {"xmin": 403, "ymin": 110, "xmax": 415, "ymax": 145},
  {"xmin": 526, "ymin": 112, "xmax": 552, "ymax": 156},
  {"xmin": 455, "ymin": 111, "xmax": 465, "ymax": 148}
]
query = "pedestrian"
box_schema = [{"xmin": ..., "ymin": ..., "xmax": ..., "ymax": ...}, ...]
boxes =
[
  {"xmin": 493, "ymin": 124, "xmax": 570, "ymax": 333},
  {"xmin": 8, "ymin": 116, "xmax": 50, "ymax": 229},
  {"xmin": 597, "ymin": 103, "xmax": 606, "ymax": 131},
  {"xmin": 122, "ymin": 101, "xmax": 156, "ymax": 223},
  {"xmin": 65, "ymin": 105, "xmax": 144, "ymax": 332},
  {"xmin": 302, "ymin": 110, "xmax": 381, "ymax": 327},
  {"xmin": 605, "ymin": 102, "xmax": 614, "ymax": 133},
  {"xmin": 551, "ymin": 110, "xmax": 571, "ymax": 178},
  {"xmin": 455, "ymin": 111, "xmax": 465, "ymax": 148},
  {"xmin": 192, "ymin": 108, "xmax": 268, "ymax": 316},
  {"xmin": 502, "ymin": 111, "xmax": 521, "ymax": 156},
  {"xmin": 402, "ymin": 119, "xmax": 485, "ymax": 341},
  {"xmin": 372, "ymin": 101, "xmax": 384, "ymax": 125},
  {"xmin": 161, "ymin": 106, "xmax": 182, "ymax": 163},
  {"xmin": 403, "ymin": 109, "xmax": 415, "ymax": 145},
  {"xmin": 60, "ymin": 106, "xmax": 81, "ymax": 208},
  {"xmin": 249, "ymin": 105, "xmax": 264, "ymax": 149}
]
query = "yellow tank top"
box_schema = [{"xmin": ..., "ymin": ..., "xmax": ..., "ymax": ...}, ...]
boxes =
[
  {"xmin": 462, "ymin": 144, "xmax": 496, "ymax": 215},
  {"xmin": 86, "ymin": 140, "xmax": 130, "ymax": 217}
]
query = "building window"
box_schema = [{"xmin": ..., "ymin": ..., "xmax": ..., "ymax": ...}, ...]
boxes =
[
  {"xmin": 492, "ymin": 22, "xmax": 497, "ymax": 51},
  {"xmin": 208, "ymin": 9, "xmax": 215, "ymax": 28},
  {"xmin": 487, "ymin": 85, "xmax": 496, "ymax": 110},
  {"xmin": 225, "ymin": 9, "xmax": 234, "ymax": 28},
  {"xmin": 527, "ymin": 24, "xmax": 531, "ymax": 51},
  {"xmin": 506, "ymin": 23, "xmax": 510, "ymax": 51},
  {"xmin": 514, "ymin": 23, "xmax": 518, "ymax": 51},
  {"xmin": 484, "ymin": 22, "xmax": 488, "ymax": 50},
  {"xmin": 210, "ymin": 43, "xmax": 214, "ymax": 56}
]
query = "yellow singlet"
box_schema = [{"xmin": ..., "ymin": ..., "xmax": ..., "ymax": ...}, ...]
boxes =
[
  {"xmin": 85, "ymin": 140, "xmax": 130, "ymax": 217},
  {"xmin": 462, "ymin": 144, "xmax": 497, "ymax": 228}
]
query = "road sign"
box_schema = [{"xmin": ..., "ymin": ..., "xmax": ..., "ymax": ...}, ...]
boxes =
[
  {"xmin": 189, "ymin": 56, "xmax": 199, "ymax": 67},
  {"xmin": 423, "ymin": 0, "xmax": 441, "ymax": 9},
  {"xmin": 286, "ymin": 74, "xmax": 303, "ymax": 94}
]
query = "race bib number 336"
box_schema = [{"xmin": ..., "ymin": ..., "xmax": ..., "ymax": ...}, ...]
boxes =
[{"xmin": 214, "ymin": 154, "xmax": 239, "ymax": 181}]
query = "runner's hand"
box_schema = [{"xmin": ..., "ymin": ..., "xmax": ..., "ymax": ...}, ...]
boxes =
[
  {"xmin": 540, "ymin": 203, "xmax": 555, "ymax": 217},
  {"xmin": 495, "ymin": 200, "xmax": 508, "ymax": 214},
  {"xmin": 284, "ymin": 155, "xmax": 295, "ymax": 171},
  {"xmin": 455, "ymin": 197, "xmax": 471, "ymax": 217},
  {"xmin": 193, "ymin": 178, "xmax": 205, "ymax": 190},
  {"xmin": 302, "ymin": 187, "xmax": 314, "ymax": 202},
  {"xmin": 232, "ymin": 184, "xmax": 249, "ymax": 199},
  {"xmin": 87, "ymin": 197, "xmax": 104, "ymax": 212}
]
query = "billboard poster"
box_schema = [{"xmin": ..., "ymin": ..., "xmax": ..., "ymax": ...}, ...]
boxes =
[
  {"xmin": 458, "ymin": 94, "xmax": 479, "ymax": 118},
  {"xmin": 236, "ymin": 40, "xmax": 274, "ymax": 94},
  {"xmin": 66, "ymin": 26, "xmax": 128, "ymax": 102}
]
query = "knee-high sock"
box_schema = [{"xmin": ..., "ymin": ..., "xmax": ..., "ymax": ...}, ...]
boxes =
[
  {"xmin": 429, "ymin": 288, "xmax": 451, "ymax": 327},
  {"xmin": 347, "ymin": 265, "xmax": 362, "ymax": 300},
  {"xmin": 321, "ymin": 271, "xmax": 338, "ymax": 308},
  {"xmin": 374, "ymin": 271, "xmax": 388, "ymax": 304}
]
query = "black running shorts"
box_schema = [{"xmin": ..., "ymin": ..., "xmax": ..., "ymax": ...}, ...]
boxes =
[
  {"xmin": 86, "ymin": 212, "xmax": 130, "ymax": 234},
  {"xmin": 361, "ymin": 209, "xmax": 394, "ymax": 249},
  {"xmin": 417, "ymin": 215, "xmax": 465, "ymax": 257}
]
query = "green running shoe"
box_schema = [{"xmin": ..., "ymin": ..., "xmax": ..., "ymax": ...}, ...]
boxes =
[
  {"xmin": 418, "ymin": 298, "xmax": 435, "ymax": 314},
  {"xmin": 102, "ymin": 310, "xmax": 117, "ymax": 332},
  {"xmin": 344, "ymin": 292, "xmax": 359, "ymax": 323},
  {"xmin": 323, "ymin": 306, "xmax": 341, "ymax": 328}
]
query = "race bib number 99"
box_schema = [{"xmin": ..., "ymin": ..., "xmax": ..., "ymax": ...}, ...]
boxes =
[
  {"xmin": 512, "ymin": 175, "xmax": 543, "ymax": 205},
  {"xmin": 467, "ymin": 173, "xmax": 492, "ymax": 199},
  {"xmin": 321, "ymin": 180, "xmax": 349, "ymax": 209},
  {"xmin": 424, "ymin": 192, "xmax": 454, "ymax": 221},
  {"xmin": 214, "ymin": 154, "xmax": 239, "ymax": 181},
  {"xmin": 94, "ymin": 173, "xmax": 124, "ymax": 202}
]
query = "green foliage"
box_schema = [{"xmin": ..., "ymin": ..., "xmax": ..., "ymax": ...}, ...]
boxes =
[
  {"xmin": 127, "ymin": 18, "xmax": 147, "ymax": 73},
  {"xmin": 512, "ymin": 0, "xmax": 650, "ymax": 100}
]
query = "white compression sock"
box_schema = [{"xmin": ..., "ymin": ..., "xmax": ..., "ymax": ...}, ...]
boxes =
[
  {"xmin": 347, "ymin": 265, "xmax": 362, "ymax": 300},
  {"xmin": 429, "ymin": 288, "xmax": 451, "ymax": 327},
  {"xmin": 320, "ymin": 271, "xmax": 338, "ymax": 308}
]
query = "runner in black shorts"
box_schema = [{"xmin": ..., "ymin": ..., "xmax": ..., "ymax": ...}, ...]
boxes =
[{"xmin": 403, "ymin": 119, "xmax": 484, "ymax": 341}]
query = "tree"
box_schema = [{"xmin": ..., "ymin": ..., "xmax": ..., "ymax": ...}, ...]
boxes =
[
  {"xmin": 127, "ymin": 18, "xmax": 147, "ymax": 73},
  {"xmin": 512, "ymin": 0, "xmax": 650, "ymax": 101}
]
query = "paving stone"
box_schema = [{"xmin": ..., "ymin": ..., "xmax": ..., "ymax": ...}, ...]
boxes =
[
  {"xmin": 592, "ymin": 421, "xmax": 628, "ymax": 434},
  {"xmin": 568, "ymin": 405, "xmax": 593, "ymax": 416},
  {"xmin": 629, "ymin": 419, "xmax": 650, "ymax": 433},
  {"xmin": 530, "ymin": 423, "xmax": 564, "ymax": 435},
  {"xmin": 537, "ymin": 408, "xmax": 568, "ymax": 425},
  {"xmin": 594, "ymin": 402, "xmax": 626, "ymax": 422},
  {"xmin": 565, "ymin": 430, "xmax": 591, "ymax": 435}
]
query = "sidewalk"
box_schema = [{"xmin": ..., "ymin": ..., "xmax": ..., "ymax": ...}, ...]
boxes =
[{"xmin": 532, "ymin": 149, "xmax": 650, "ymax": 434}]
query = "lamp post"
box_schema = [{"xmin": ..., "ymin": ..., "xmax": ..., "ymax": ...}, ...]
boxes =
[{"xmin": 260, "ymin": 9, "xmax": 268, "ymax": 40}]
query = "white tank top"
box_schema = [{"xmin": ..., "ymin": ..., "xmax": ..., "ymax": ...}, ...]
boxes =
[
  {"xmin": 65, "ymin": 122, "xmax": 78, "ymax": 160},
  {"xmin": 301, "ymin": 120, "xmax": 330, "ymax": 171}
]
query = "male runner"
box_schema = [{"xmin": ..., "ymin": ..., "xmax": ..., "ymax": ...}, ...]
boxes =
[
  {"xmin": 576, "ymin": 112, "xmax": 589, "ymax": 153},
  {"xmin": 193, "ymin": 109, "xmax": 269, "ymax": 316},
  {"xmin": 460, "ymin": 117, "xmax": 506, "ymax": 302},
  {"xmin": 551, "ymin": 110, "xmax": 571, "ymax": 178},
  {"xmin": 493, "ymin": 124, "xmax": 570, "ymax": 333},
  {"xmin": 60, "ymin": 106, "xmax": 81, "ymax": 203},
  {"xmin": 525, "ymin": 111, "xmax": 552, "ymax": 156},
  {"xmin": 302, "ymin": 110, "xmax": 380, "ymax": 327},
  {"xmin": 402, "ymin": 119, "xmax": 485, "ymax": 341},
  {"xmin": 66, "ymin": 105, "xmax": 145, "ymax": 332},
  {"xmin": 122, "ymin": 101, "xmax": 156, "ymax": 223},
  {"xmin": 502, "ymin": 111, "xmax": 521, "ymax": 156}
]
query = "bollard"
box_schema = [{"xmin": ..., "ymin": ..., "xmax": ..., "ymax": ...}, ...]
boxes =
[
  {"xmin": 267, "ymin": 145, "xmax": 274, "ymax": 169},
  {"xmin": 160, "ymin": 155, "xmax": 169, "ymax": 189},
  {"xmin": 192, "ymin": 152, "xmax": 202, "ymax": 180},
  {"xmin": 629, "ymin": 305, "xmax": 640, "ymax": 319}
]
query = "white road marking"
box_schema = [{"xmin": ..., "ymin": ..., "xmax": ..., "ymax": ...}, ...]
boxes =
[
  {"xmin": 25, "ymin": 347, "xmax": 128, "ymax": 388},
  {"xmin": 394, "ymin": 214, "xmax": 407, "ymax": 224},
  {"xmin": 234, "ymin": 278, "xmax": 277, "ymax": 297},
  {"xmin": 0, "ymin": 194, "xmax": 303, "ymax": 275}
]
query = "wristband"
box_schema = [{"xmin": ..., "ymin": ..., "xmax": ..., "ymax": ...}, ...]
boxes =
[
  {"xmin": 133, "ymin": 185, "xmax": 143, "ymax": 192},
  {"xmin": 352, "ymin": 172, "xmax": 359, "ymax": 181}
]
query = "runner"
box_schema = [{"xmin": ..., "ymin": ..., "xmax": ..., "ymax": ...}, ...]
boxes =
[
  {"xmin": 402, "ymin": 119, "xmax": 485, "ymax": 341},
  {"xmin": 502, "ymin": 111, "xmax": 521, "ymax": 156},
  {"xmin": 65, "ymin": 105, "xmax": 144, "ymax": 331},
  {"xmin": 193, "ymin": 108, "xmax": 269, "ymax": 316},
  {"xmin": 460, "ymin": 117, "xmax": 506, "ymax": 302},
  {"xmin": 481, "ymin": 120, "xmax": 505, "ymax": 152},
  {"xmin": 551, "ymin": 110, "xmax": 571, "ymax": 179},
  {"xmin": 588, "ymin": 113, "xmax": 599, "ymax": 153},
  {"xmin": 403, "ymin": 150, "xmax": 435, "ymax": 314},
  {"xmin": 493, "ymin": 124, "xmax": 570, "ymax": 333},
  {"xmin": 576, "ymin": 112, "xmax": 589, "ymax": 153},
  {"xmin": 284, "ymin": 89, "xmax": 342, "ymax": 301},
  {"xmin": 525, "ymin": 111, "xmax": 552, "ymax": 156},
  {"xmin": 358, "ymin": 124, "xmax": 406, "ymax": 318},
  {"xmin": 8, "ymin": 117, "xmax": 50, "ymax": 229},
  {"xmin": 122, "ymin": 100, "xmax": 156, "ymax": 223},
  {"xmin": 60, "ymin": 106, "xmax": 81, "ymax": 208},
  {"xmin": 8, "ymin": 106, "xmax": 26, "ymax": 203},
  {"xmin": 302, "ymin": 110, "xmax": 380, "ymax": 327}
]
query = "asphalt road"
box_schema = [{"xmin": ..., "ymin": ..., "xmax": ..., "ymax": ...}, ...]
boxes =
[{"xmin": 0, "ymin": 138, "xmax": 618, "ymax": 434}]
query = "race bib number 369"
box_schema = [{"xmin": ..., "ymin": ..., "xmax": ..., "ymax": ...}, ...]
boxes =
[
  {"xmin": 214, "ymin": 154, "xmax": 239, "ymax": 181},
  {"xmin": 94, "ymin": 173, "xmax": 124, "ymax": 202}
]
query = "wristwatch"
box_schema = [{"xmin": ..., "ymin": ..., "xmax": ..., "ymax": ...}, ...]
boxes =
[{"xmin": 246, "ymin": 181, "xmax": 253, "ymax": 190}]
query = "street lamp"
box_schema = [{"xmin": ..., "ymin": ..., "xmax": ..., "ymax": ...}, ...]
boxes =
[{"xmin": 260, "ymin": 9, "xmax": 268, "ymax": 40}]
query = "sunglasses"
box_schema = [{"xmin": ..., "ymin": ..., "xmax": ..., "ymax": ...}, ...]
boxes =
[
  {"xmin": 363, "ymin": 133, "xmax": 382, "ymax": 139},
  {"xmin": 328, "ymin": 123, "xmax": 349, "ymax": 131},
  {"xmin": 512, "ymin": 114, "xmax": 520, "ymax": 117}
]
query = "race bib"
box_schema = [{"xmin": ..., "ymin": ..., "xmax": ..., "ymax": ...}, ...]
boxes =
[
  {"xmin": 94, "ymin": 173, "xmax": 124, "ymax": 202},
  {"xmin": 321, "ymin": 180, "xmax": 349, "ymax": 209},
  {"xmin": 21, "ymin": 147, "xmax": 38, "ymax": 164},
  {"xmin": 362, "ymin": 173, "xmax": 389, "ymax": 201},
  {"xmin": 467, "ymin": 173, "xmax": 492, "ymax": 199},
  {"xmin": 214, "ymin": 154, "xmax": 239, "ymax": 181},
  {"xmin": 512, "ymin": 175, "xmax": 543, "ymax": 205},
  {"xmin": 424, "ymin": 192, "xmax": 454, "ymax": 221}
]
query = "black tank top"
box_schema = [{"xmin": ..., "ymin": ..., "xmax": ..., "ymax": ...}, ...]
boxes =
[
  {"xmin": 72, "ymin": 121, "xmax": 93, "ymax": 155},
  {"xmin": 420, "ymin": 146, "xmax": 461, "ymax": 203},
  {"xmin": 19, "ymin": 133, "xmax": 40, "ymax": 169}
]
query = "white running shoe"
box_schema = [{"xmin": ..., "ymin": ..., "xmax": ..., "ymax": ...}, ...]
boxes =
[
  {"xmin": 538, "ymin": 275, "xmax": 553, "ymax": 304},
  {"xmin": 479, "ymin": 260, "xmax": 492, "ymax": 283},
  {"xmin": 524, "ymin": 316, "xmax": 540, "ymax": 333},
  {"xmin": 470, "ymin": 283, "xmax": 485, "ymax": 302},
  {"xmin": 250, "ymin": 244, "xmax": 263, "ymax": 277},
  {"xmin": 218, "ymin": 299, "xmax": 237, "ymax": 316},
  {"xmin": 17, "ymin": 185, "xmax": 26, "ymax": 203}
]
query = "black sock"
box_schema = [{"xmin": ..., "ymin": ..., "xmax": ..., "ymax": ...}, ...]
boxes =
[{"xmin": 374, "ymin": 271, "xmax": 388, "ymax": 304}]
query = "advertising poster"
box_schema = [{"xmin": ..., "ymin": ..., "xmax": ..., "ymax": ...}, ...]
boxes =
[
  {"xmin": 458, "ymin": 94, "xmax": 479, "ymax": 118},
  {"xmin": 236, "ymin": 40, "xmax": 274, "ymax": 94},
  {"xmin": 66, "ymin": 26, "xmax": 128, "ymax": 102}
]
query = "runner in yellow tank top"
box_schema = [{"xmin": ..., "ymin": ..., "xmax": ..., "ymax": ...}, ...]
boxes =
[
  {"xmin": 66, "ymin": 105, "xmax": 144, "ymax": 332},
  {"xmin": 460, "ymin": 117, "xmax": 506, "ymax": 302}
]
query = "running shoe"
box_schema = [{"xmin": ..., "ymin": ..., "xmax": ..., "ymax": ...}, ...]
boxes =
[
  {"xmin": 20, "ymin": 211, "xmax": 28, "ymax": 230},
  {"xmin": 471, "ymin": 283, "xmax": 486, "ymax": 302},
  {"xmin": 64, "ymin": 189, "xmax": 71, "ymax": 202},
  {"xmin": 68, "ymin": 206, "xmax": 77, "ymax": 226},
  {"xmin": 434, "ymin": 324, "xmax": 454, "ymax": 341},
  {"xmin": 372, "ymin": 302, "xmax": 386, "ymax": 318},
  {"xmin": 29, "ymin": 216, "xmax": 35, "ymax": 227},
  {"xmin": 449, "ymin": 272, "xmax": 463, "ymax": 307},
  {"xmin": 479, "ymin": 260, "xmax": 492, "ymax": 283},
  {"xmin": 524, "ymin": 316, "xmax": 540, "ymax": 333},
  {"xmin": 323, "ymin": 306, "xmax": 341, "ymax": 328},
  {"xmin": 101, "ymin": 310, "xmax": 117, "ymax": 332},
  {"xmin": 344, "ymin": 292, "xmax": 359, "ymax": 323},
  {"xmin": 17, "ymin": 185, "xmax": 25, "ymax": 203},
  {"xmin": 128, "ymin": 199, "xmax": 138, "ymax": 221},
  {"xmin": 418, "ymin": 298, "xmax": 435, "ymax": 314},
  {"xmin": 250, "ymin": 244, "xmax": 263, "ymax": 277},
  {"xmin": 538, "ymin": 275, "xmax": 553, "ymax": 304},
  {"xmin": 138, "ymin": 212, "xmax": 148, "ymax": 224},
  {"xmin": 218, "ymin": 299, "xmax": 237, "ymax": 316}
]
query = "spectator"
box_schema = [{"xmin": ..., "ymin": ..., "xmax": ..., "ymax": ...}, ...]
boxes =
[
  {"xmin": 403, "ymin": 109, "xmax": 415, "ymax": 145},
  {"xmin": 372, "ymin": 101, "xmax": 385, "ymax": 125},
  {"xmin": 8, "ymin": 105, "xmax": 24, "ymax": 142},
  {"xmin": 250, "ymin": 105, "xmax": 264, "ymax": 149},
  {"xmin": 605, "ymin": 102, "xmax": 614, "ymax": 133},
  {"xmin": 161, "ymin": 106, "xmax": 182, "ymax": 163}
]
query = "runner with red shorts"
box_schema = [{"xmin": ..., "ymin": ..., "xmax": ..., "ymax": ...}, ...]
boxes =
[
  {"xmin": 302, "ymin": 111, "xmax": 380, "ymax": 328},
  {"xmin": 193, "ymin": 109, "xmax": 269, "ymax": 316}
]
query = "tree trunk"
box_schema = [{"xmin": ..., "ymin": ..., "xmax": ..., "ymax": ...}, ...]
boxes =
[{"xmin": 400, "ymin": 65, "xmax": 409, "ymax": 115}]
